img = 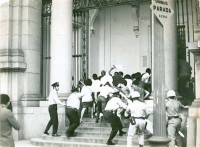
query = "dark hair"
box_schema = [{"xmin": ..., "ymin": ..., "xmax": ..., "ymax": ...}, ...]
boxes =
[
  {"xmin": 131, "ymin": 73, "xmax": 136, "ymax": 79},
  {"xmin": 146, "ymin": 68, "xmax": 151, "ymax": 74},
  {"xmin": 101, "ymin": 70, "xmax": 106, "ymax": 76},
  {"xmin": 124, "ymin": 74, "xmax": 131, "ymax": 79},
  {"xmin": 123, "ymin": 80, "xmax": 127, "ymax": 86},
  {"xmin": 114, "ymin": 72, "xmax": 118, "ymax": 76},
  {"xmin": 71, "ymin": 88, "xmax": 79, "ymax": 92},
  {"xmin": 0, "ymin": 94, "xmax": 10, "ymax": 105},
  {"xmin": 92, "ymin": 74, "xmax": 98, "ymax": 80},
  {"xmin": 119, "ymin": 71, "xmax": 124, "ymax": 77},
  {"xmin": 85, "ymin": 79, "xmax": 92, "ymax": 86},
  {"xmin": 135, "ymin": 72, "xmax": 142, "ymax": 80}
]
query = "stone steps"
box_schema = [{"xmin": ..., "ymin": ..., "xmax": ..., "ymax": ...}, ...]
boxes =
[
  {"xmin": 31, "ymin": 114, "xmax": 152, "ymax": 146},
  {"xmin": 41, "ymin": 135, "xmax": 128, "ymax": 144},
  {"xmin": 76, "ymin": 126, "xmax": 128, "ymax": 133},
  {"xmin": 79, "ymin": 121, "xmax": 111, "ymax": 127},
  {"xmin": 31, "ymin": 138, "xmax": 151, "ymax": 147}
]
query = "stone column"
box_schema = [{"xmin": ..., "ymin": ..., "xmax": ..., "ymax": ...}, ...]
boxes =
[
  {"xmin": 50, "ymin": 0, "xmax": 73, "ymax": 95},
  {"xmin": 148, "ymin": 14, "xmax": 170, "ymax": 147},
  {"xmin": 164, "ymin": 0, "xmax": 178, "ymax": 92},
  {"xmin": 187, "ymin": 48, "xmax": 200, "ymax": 147}
]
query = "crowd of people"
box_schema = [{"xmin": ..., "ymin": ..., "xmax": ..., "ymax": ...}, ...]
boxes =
[
  {"xmin": 0, "ymin": 64, "xmax": 193, "ymax": 147},
  {"xmin": 43, "ymin": 66, "xmax": 189, "ymax": 147}
]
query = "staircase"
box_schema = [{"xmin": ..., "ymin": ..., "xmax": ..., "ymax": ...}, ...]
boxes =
[{"xmin": 31, "ymin": 114, "xmax": 151, "ymax": 147}]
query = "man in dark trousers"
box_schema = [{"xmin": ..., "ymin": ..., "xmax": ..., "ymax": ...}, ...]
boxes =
[
  {"xmin": 103, "ymin": 91, "xmax": 127, "ymax": 145},
  {"xmin": 66, "ymin": 88, "xmax": 85, "ymax": 138},
  {"xmin": 44, "ymin": 82, "xmax": 65, "ymax": 137}
]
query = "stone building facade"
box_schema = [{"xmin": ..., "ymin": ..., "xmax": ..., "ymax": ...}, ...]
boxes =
[{"xmin": 0, "ymin": 0, "xmax": 200, "ymax": 146}]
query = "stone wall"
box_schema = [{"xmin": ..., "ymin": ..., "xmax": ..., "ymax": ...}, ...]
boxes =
[
  {"xmin": 21, "ymin": 102, "xmax": 66, "ymax": 139},
  {"xmin": 0, "ymin": 0, "xmax": 42, "ymax": 140}
]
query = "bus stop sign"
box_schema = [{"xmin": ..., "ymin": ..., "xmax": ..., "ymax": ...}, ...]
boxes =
[{"xmin": 150, "ymin": 0, "xmax": 174, "ymax": 26}]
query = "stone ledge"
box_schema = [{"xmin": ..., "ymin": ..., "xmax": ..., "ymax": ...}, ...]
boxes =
[
  {"xmin": 0, "ymin": 49, "xmax": 27, "ymax": 71},
  {"xmin": 0, "ymin": 62, "xmax": 26, "ymax": 71},
  {"xmin": 21, "ymin": 94, "xmax": 43, "ymax": 107},
  {"xmin": 188, "ymin": 42, "xmax": 198, "ymax": 49}
]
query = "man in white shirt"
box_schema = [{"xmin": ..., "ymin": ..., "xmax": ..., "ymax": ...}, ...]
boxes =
[
  {"xmin": 100, "ymin": 66, "xmax": 115, "ymax": 87},
  {"xmin": 141, "ymin": 68, "xmax": 151, "ymax": 92},
  {"xmin": 166, "ymin": 90, "xmax": 188, "ymax": 147},
  {"xmin": 103, "ymin": 92, "xmax": 127, "ymax": 145},
  {"xmin": 125, "ymin": 91, "xmax": 150, "ymax": 147},
  {"xmin": 44, "ymin": 82, "xmax": 65, "ymax": 137},
  {"xmin": 66, "ymin": 88, "xmax": 85, "ymax": 138},
  {"xmin": 80, "ymin": 79, "xmax": 94, "ymax": 122},
  {"xmin": 95, "ymin": 82, "xmax": 115, "ymax": 123},
  {"xmin": 91, "ymin": 74, "xmax": 101, "ymax": 94}
]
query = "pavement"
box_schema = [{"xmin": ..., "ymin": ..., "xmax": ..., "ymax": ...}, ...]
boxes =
[{"xmin": 15, "ymin": 140, "xmax": 41, "ymax": 147}]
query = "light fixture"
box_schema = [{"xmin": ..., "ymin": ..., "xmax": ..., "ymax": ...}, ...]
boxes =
[{"xmin": 133, "ymin": 26, "xmax": 139, "ymax": 38}]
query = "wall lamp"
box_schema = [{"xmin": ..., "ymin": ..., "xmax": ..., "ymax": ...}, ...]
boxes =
[{"xmin": 133, "ymin": 26, "xmax": 139, "ymax": 38}]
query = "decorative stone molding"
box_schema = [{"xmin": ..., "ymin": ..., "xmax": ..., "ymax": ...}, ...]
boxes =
[
  {"xmin": 0, "ymin": 49, "xmax": 27, "ymax": 71},
  {"xmin": 21, "ymin": 94, "xmax": 43, "ymax": 107}
]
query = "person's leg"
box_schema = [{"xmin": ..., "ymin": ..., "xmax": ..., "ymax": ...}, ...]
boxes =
[
  {"xmin": 90, "ymin": 105, "xmax": 94, "ymax": 118},
  {"xmin": 95, "ymin": 100, "xmax": 101, "ymax": 123},
  {"xmin": 80, "ymin": 107, "xmax": 86, "ymax": 122},
  {"xmin": 103, "ymin": 111, "xmax": 116, "ymax": 145},
  {"xmin": 66, "ymin": 108, "xmax": 73, "ymax": 136},
  {"xmin": 107, "ymin": 114, "xmax": 125, "ymax": 144},
  {"xmin": 44, "ymin": 106, "xmax": 53, "ymax": 134},
  {"xmin": 138, "ymin": 120, "xmax": 146, "ymax": 147},
  {"xmin": 145, "ymin": 119, "xmax": 153, "ymax": 134},
  {"xmin": 168, "ymin": 118, "xmax": 181, "ymax": 147},
  {"xmin": 52, "ymin": 106, "xmax": 59, "ymax": 135},
  {"xmin": 70, "ymin": 110, "xmax": 80, "ymax": 135},
  {"xmin": 127, "ymin": 123, "xmax": 137, "ymax": 147},
  {"xmin": 107, "ymin": 127, "xmax": 118, "ymax": 145},
  {"xmin": 115, "ymin": 115, "xmax": 126, "ymax": 136},
  {"xmin": 66, "ymin": 108, "xmax": 80, "ymax": 137},
  {"xmin": 44, "ymin": 119, "xmax": 52, "ymax": 134}
]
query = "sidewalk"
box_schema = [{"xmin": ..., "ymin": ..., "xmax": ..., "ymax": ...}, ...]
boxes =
[{"xmin": 15, "ymin": 140, "xmax": 41, "ymax": 147}]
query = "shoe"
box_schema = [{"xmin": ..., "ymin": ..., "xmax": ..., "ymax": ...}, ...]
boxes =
[
  {"xmin": 95, "ymin": 119, "xmax": 99, "ymax": 123},
  {"xmin": 119, "ymin": 131, "xmax": 127, "ymax": 136},
  {"xmin": 66, "ymin": 132, "xmax": 77, "ymax": 137},
  {"xmin": 44, "ymin": 131, "xmax": 49, "ymax": 135},
  {"xmin": 52, "ymin": 133, "xmax": 61, "ymax": 137},
  {"xmin": 70, "ymin": 134, "xmax": 76, "ymax": 137},
  {"xmin": 106, "ymin": 141, "xmax": 115, "ymax": 145}
]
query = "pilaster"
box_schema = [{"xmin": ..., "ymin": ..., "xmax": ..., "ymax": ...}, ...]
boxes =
[{"xmin": 187, "ymin": 48, "xmax": 200, "ymax": 147}]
